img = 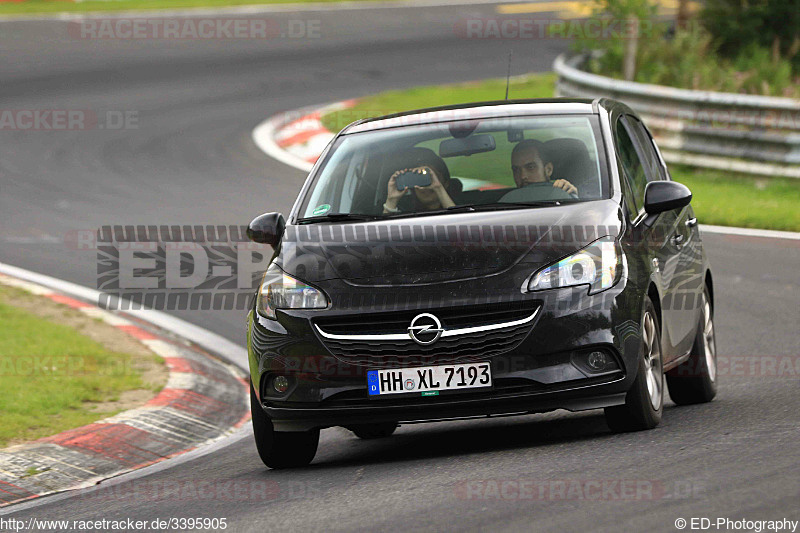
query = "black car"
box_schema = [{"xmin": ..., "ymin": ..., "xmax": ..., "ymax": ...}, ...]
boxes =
[{"xmin": 246, "ymin": 98, "xmax": 717, "ymax": 468}]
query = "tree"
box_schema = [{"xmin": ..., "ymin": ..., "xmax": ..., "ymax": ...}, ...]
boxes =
[
  {"xmin": 701, "ymin": 0, "xmax": 800, "ymax": 68},
  {"xmin": 589, "ymin": 0, "xmax": 658, "ymax": 80}
]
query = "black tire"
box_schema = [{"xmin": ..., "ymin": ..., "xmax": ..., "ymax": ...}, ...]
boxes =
[
  {"xmin": 666, "ymin": 287, "xmax": 718, "ymax": 405},
  {"xmin": 348, "ymin": 423, "xmax": 398, "ymax": 440},
  {"xmin": 250, "ymin": 384, "xmax": 319, "ymax": 469},
  {"xmin": 605, "ymin": 298, "xmax": 664, "ymax": 432}
]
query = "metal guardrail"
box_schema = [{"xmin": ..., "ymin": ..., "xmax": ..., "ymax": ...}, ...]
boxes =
[{"xmin": 553, "ymin": 54, "xmax": 800, "ymax": 178}]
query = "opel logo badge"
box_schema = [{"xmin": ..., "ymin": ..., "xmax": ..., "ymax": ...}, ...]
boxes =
[{"xmin": 408, "ymin": 313, "xmax": 443, "ymax": 345}]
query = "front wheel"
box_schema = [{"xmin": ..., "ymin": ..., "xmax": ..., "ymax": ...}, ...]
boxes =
[
  {"xmin": 251, "ymin": 384, "xmax": 319, "ymax": 469},
  {"xmin": 666, "ymin": 287, "xmax": 718, "ymax": 404},
  {"xmin": 605, "ymin": 299, "xmax": 663, "ymax": 432}
]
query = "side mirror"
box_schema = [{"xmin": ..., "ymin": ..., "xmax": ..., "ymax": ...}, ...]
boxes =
[
  {"xmin": 644, "ymin": 181, "xmax": 692, "ymax": 215},
  {"xmin": 247, "ymin": 212, "xmax": 285, "ymax": 247}
]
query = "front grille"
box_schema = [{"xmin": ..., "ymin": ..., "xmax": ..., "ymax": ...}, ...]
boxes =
[{"xmin": 313, "ymin": 302, "xmax": 539, "ymax": 366}]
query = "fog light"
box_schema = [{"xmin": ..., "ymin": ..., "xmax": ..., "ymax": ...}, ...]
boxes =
[
  {"xmin": 273, "ymin": 375, "xmax": 290, "ymax": 394},
  {"xmin": 570, "ymin": 348, "xmax": 620, "ymax": 375},
  {"xmin": 587, "ymin": 351, "xmax": 611, "ymax": 371}
]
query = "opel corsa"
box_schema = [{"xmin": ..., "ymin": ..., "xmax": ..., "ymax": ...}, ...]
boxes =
[{"xmin": 246, "ymin": 98, "xmax": 718, "ymax": 468}]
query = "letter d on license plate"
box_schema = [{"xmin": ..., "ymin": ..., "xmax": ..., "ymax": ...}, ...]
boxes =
[{"xmin": 367, "ymin": 362, "xmax": 491, "ymax": 398}]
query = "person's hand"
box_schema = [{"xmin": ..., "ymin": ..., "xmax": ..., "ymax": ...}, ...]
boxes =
[
  {"xmin": 386, "ymin": 169, "xmax": 410, "ymax": 210},
  {"xmin": 552, "ymin": 179, "xmax": 578, "ymax": 196},
  {"xmin": 413, "ymin": 166, "xmax": 455, "ymax": 208},
  {"xmin": 411, "ymin": 166, "xmax": 442, "ymax": 192},
  {"xmin": 386, "ymin": 168, "xmax": 409, "ymax": 200}
]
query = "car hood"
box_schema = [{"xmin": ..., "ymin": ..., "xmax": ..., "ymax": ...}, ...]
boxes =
[{"xmin": 278, "ymin": 200, "xmax": 623, "ymax": 286}]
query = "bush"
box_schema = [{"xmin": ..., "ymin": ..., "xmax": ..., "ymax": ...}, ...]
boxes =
[
  {"xmin": 635, "ymin": 29, "xmax": 798, "ymax": 96},
  {"xmin": 701, "ymin": 0, "xmax": 800, "ymax": 70},
  {"xmin": 571, "ymin": 0, "xmax": 800, "ymax": 97}
]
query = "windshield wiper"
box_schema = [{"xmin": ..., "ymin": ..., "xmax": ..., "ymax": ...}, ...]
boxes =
[
  {"xmin": 443, "ymin": 199, "xmax": 582, "ymax": 213},
  {"xmin": 375, "ymin": 200, "xmax": 577, "ymax": 220},
  {"xmin": 297, "ymin": 213, "xmax": 381, "ymax": 224},
  {"xmin": 298, "ymin": 199, "xmax": 583, "ymax": 224}
]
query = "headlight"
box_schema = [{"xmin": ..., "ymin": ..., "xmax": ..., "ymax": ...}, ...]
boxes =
[
  {"xmin": 256, "ymin": 263, "xmax": 328, "ymax": 319},
  {"xmin": 527, "ymin": 236, "xmax": 623, "ymax": 294}
]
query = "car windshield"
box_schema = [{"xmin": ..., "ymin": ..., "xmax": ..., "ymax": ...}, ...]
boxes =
[{"xmin": 297, "ymin": 114, "xmax": 608, "ymax": 221}]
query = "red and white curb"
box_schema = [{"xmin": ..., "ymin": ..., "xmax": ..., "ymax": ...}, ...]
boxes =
[
  {"xmin": 251, "ymin": 100, "xmax": 800, "ymax": 241},
  {"xmin": 0, "ymin": 268, "xmax": 250, "ymax": 508},
  {"xmin": 252, "ymin": 100, "xmax": 355, "ymax": 173}
]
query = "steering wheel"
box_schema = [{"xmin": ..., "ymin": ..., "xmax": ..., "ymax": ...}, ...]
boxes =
[
  {"xmin": 546, "ymin": 180, "xmax": 578, "ymax": 200},
  {"xmin": 499, "ymin": 182, "xmax": 573, "ymax": 203},
  {"xmin": 543, "ymin": 183, "xmax": 573, "ymax": 201}
]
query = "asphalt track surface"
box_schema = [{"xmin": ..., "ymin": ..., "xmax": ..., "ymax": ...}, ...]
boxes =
[{"xmin": 1, "ymin": 4, "xmax": 798, "ymax": 531}]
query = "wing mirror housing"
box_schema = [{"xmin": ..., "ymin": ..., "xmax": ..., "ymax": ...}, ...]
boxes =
[
  {"xmin": 644, "ymin": 181, "xmax": 692, "ymax": 215},
  {"xmin": 247, "ymin": 212, "xmax": 285, "ymax": 247}
]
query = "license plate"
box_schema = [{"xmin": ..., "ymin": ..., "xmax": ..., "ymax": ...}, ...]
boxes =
[{"xmin": 367, "ymin": 362, "xmax": 492, "ymax": 398}]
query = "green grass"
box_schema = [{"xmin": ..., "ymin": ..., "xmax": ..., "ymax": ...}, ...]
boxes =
[
  {"xmin": 320, "ymin": 73, "xmax": 557, "ymax": 133},
  {"xmin": 320, "ymin": 72, "xmax": 800, "ymax": 232},
  {"xmin": 0, "ymin": 287, "xmax": 154, "ymax": 447},
  {"xmin": 0, "ymin": 0, "xmax": 395, "ymax": 16},
  {"xmin": 669, "ymin": 166, "xmax": 800, "ymax": 232}
]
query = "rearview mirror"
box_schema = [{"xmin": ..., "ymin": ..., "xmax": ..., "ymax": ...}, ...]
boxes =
[
  {"xmin": 247, "ymin": 212, "xmax": 285, "ymax": 247},
  {"xmin": 439, "ymin": 134, "xmax": 496, "ymax": 158},
  {"xmin": 644, "ymin": 181, "xmax": 692, "ymax": 215}
]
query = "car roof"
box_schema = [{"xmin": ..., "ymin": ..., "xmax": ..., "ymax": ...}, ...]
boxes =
[{"xmin": 341, "ymin": 98, "xmax": 620, "ymax": 134}]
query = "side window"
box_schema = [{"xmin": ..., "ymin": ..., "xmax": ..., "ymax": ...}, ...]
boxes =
[
  {"xmin": 625, "ymin": 116, "xmax": 666, "ymax": 181},
  {"xmin": 614, "ymin": 118, "xmax": 647, "ymax": 215}
]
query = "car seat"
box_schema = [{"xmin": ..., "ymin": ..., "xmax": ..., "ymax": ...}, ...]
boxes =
[{"xmin": 544, "ymin": 138, "xmax": 600, "ymax": 198}]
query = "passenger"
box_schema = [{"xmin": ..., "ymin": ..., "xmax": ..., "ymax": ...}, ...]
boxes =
[
  {"xmin": 383, "ymin": 148, "xmax": 457, "ymax": 214},
  {"xmin": 511, "ymin": 139, "xmax": 578, "ymax": 196}
]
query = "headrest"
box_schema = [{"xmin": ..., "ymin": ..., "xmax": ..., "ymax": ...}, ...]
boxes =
[{"xmin": 544, "ymin": 138, "xmax": 598, "ymax": 197}]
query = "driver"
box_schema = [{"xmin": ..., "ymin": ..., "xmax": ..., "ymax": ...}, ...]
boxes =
[{"xmin": 511, "ymin": 139, "xmax": 578, "ymax": 196}]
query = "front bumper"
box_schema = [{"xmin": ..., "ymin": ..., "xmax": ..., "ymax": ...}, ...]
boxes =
[
  {"xmin": 262, "ymin": 380, "xmax": 627, "ymax": 431},
  {"xmin": 247, "ymin": 278, "xmax": 644, "ymax": 431}
]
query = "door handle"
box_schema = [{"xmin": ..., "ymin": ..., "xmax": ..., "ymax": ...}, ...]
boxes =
[{"xmin": 685, "ymin": 217, "xmax": 698, "ymax": 227}]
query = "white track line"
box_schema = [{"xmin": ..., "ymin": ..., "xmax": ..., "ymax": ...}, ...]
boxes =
[
  {"xmin": 0, "ymin": 262, "xmax": 248, "ymax": 370},
  {"xmin": 699, "ymin": 224, "xmax": 800, "ymax": 241}
]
